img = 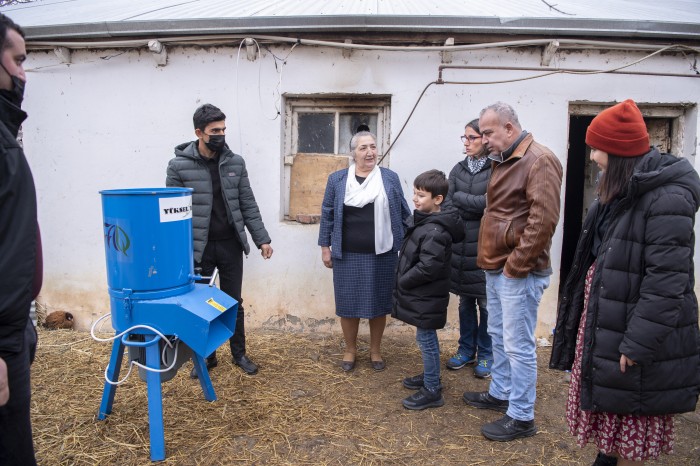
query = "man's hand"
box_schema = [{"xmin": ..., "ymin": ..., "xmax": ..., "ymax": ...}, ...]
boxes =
[
  {"xmin": 321, "ymin": 247, "xmax": 333, "ymax": 269},
  {"xmin": 619, "ymin": 354, "xmax": 636, "ymax": 373},
  {"xmin": 260, "ymin": 243, "xmax": 273, "ymax": 259},
  {"xmin": 0, "ymin": 357, "xmax": 9, "ymax": 406}
]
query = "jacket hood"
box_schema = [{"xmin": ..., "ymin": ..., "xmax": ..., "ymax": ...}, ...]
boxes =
[
  {"xmin": 174, "ymin": 140, "xmax": 234, "ymax": 160},
  {"xmin": 630, "ymin": 148, "xmax": 700, "ymax": 210},
  {"xmin": 413, "ymin": 209, "xmax": 465, "ymax": 243}
]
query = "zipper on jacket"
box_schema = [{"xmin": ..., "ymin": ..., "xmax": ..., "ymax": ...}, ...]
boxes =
[
  {"xmin": 218, "ymin": 155, "xmax": 248, "ymax": 255},
  {"xmin": 582, "ymin": 199, "xmax": 626, "ymax": 386}
]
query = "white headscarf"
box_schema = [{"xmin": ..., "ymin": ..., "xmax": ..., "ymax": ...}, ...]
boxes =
[{"xmin": 344, "ymin": 163, "xmax": 393, "ymax": 254}]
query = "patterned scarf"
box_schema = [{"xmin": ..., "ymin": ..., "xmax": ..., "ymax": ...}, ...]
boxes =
[{"xmin": 466, "ymin": 155, "xmax": 489, "ymax": 175}]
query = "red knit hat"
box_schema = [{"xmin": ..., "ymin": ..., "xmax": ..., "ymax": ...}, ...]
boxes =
[{"xmin": 585, "ymin": 99, "xmax": 650, "ymax": 157}]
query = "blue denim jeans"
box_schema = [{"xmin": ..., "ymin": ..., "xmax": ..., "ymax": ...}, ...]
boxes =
[
  {"xmin": 486, "ymin": 272, "xmax": 549, "ymax": 421},
  {"xmin": 416, "ymin": 327, "xmax": 441, "ymax": 390},
  {"xmin": 457, "ymin": 295, "xmax": 492, "ymax": 361}
]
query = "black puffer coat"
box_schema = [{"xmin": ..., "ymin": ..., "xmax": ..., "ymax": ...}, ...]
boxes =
[
  {"xmin": 550, "ymin": 149, "xmax": 700, "ymax": 416},
  {"xmin": 166, "ymin": 141, "xmax": 271, "ymax": 261},
  {"xmin": 445, "ymin": 158, "xmax": 491, "ymax": 297},
  {"xmin": 392, "ymin": 209, "xmax": 465, "ymax": 329},
  {"xmin": 0, "ymin": 96, "xmax": 38, "ymax": 353}
]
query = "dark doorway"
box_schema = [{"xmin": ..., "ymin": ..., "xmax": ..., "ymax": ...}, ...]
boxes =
[
  {"xmin": 559, "ymin": 115, "xmax": 594, "ymax": 297},
  {"xmin": 558, "ymin": 112, "xmax": 674, "ymax": 298}
]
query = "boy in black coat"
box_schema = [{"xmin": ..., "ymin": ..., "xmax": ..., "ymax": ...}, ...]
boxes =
[{"xmin": 392, "ymin": 170, "xmax": 465, "ymax": 410}]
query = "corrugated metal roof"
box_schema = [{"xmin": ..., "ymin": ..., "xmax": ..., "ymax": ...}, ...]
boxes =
[{"xmin": 3, "ymin": 0, "xmax": 700, "ymax": 40}]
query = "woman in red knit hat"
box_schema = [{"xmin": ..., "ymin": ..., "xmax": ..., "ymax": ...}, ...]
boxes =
[{"xmin": 550, "ymin": 99, "xmax": 700, "ymax": 466}]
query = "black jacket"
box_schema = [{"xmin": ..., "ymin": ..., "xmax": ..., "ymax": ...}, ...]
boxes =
[
  {"xmin": 550, "ymin": 149, "xmax": 700, "ymax": 416},
  {"xmin": 166, "ymin": 141, "xmax": 271, "ymax": 261},
  {"xmin": 445, "ymin": 157, "xmax": 491, "ymax": 297},
  {"xmin": 0, "ymin": 95, "xmax": 38, "ymax": 353},
  {"xmin": 392, "ymin": 209, "xmax": 465, "ymax": 329}
]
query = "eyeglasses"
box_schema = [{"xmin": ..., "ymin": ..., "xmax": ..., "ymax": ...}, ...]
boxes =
[{"xmin": 460, "ymin": 135, "xmax": 482, "ymax": 143}]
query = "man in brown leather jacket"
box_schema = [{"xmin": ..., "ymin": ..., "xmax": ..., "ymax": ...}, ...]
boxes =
[{"xmin": 462, "ymin": 102, "xmax": 562, "ymax": 442}]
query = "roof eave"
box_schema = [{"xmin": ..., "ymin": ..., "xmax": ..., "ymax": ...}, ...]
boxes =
[{"xmin": 22, "ymin": 16, "xmax": 700, "ymax": 42}]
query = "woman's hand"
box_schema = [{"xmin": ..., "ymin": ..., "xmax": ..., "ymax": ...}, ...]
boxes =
[
  {"xmin": 321, "ymin": 247, "xmax": 333, "ymax": 269},
  {"xmin": 619, "ymin": 354, "xmax": 636, "ymax": 373}
]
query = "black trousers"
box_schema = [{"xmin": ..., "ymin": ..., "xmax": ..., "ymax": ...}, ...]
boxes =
[
  {"xmin": 196, "ymin": 237, "xmax": 246, "ymax": 359},
  {"xmin": 0, "ymin": 320, "xmax": 37, "ymax": 466}
]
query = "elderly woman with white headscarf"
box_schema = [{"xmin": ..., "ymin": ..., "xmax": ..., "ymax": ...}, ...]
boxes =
[{"xmin": 319, "ymin": 131, "xmax": 410, "ymax": 372}]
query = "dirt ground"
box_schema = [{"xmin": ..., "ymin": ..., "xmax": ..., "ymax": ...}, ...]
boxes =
[{"xmin": 31, "ymin": 328, "xmax": 700, "ymax": 465}]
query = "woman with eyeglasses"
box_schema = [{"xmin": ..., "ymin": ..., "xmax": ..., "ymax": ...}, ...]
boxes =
[{"xmin": 444, "ymin": 119, "xmax": 493, "ymax": 378}]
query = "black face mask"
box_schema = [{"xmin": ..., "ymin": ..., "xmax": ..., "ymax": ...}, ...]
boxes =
[
  {"xmin": 0, "ymin": 62, "xmax": 25, "ymax": 107},
  {"xmin": 204, "ymin": 134, "xmax": 226, "ymax": 153}
]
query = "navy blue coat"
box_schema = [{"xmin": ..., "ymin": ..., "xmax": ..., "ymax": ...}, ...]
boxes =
[{"xmin": 318, "ymin": 167, "xmax": 410, "ymax": 258}]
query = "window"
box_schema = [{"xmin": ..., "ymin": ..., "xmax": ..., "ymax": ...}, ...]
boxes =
[{"xmin": 283, "ymin": 96, "xmax": 391, "ymax": 223}]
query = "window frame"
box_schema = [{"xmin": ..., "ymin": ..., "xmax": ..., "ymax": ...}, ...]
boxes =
[{"xmin": 282, "ymin": 95, "xmax": 391, "ymax": 221}]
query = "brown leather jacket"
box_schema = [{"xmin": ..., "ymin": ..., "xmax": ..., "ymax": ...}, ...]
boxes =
[{"xmin": 476, "ymin": 133, "xmax": 563, "ymax": 278}]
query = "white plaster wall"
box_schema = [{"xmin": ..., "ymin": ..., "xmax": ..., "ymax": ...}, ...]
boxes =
[{"xmin": 21, "ymin": 44, "xmax": 700, "ymax": 337}]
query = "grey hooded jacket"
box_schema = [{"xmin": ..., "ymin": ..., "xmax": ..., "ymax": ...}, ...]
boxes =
[{"xmin": 166, "ymin": 141, "xmax": 271, "ymax": 262}]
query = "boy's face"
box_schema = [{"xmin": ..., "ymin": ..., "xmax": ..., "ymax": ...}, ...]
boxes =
[{"xmin": 412, "ymin": 187, "xmax": 442, "ymax": 214}]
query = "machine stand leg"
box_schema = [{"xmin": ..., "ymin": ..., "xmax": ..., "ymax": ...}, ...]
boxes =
[
  {"xmin": 97, "ymin": 337, "xmax": 125, "ymax": 420},
  {"xmin": 97, "ymin": 334, "xmax": 220, "ymax": 461},
  {"xmin": 192, "ymin": 355, "xmax": 217, "ymax": 402},
  {"xmin": 145, "ymin": 338, "xmax": 166, "ymax": 461}
]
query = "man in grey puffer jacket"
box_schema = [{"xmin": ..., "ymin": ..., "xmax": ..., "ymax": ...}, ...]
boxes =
[{"xmin": 166, "ymin": 104, "xmax": 273, "ymax": 376}]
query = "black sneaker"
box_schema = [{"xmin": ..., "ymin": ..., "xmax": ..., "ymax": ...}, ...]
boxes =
[
  {"xmin": 190, "ymin": 355, "xmax": 218, "ymax": 379},
  {"xmin": 481, "ymin": 414, "xmax": 537, "ymax": 441},
  {"xmin": 402, "ymin": 374, "xmax": 444, "ymax": 391},
  {"xmin": 234, "ymin": 354, "xmax": 259, "ymax": 375},
  {"xmin": 462, "ymin": 391, "xmax": 509, "ymax": 413},
  {"xmin": 402, "ymin": 387, "xmax": 445, "ymax": 410},
  {"xmin": 402, "ymin": 373, "xmax": 424, "ymax": 390}
]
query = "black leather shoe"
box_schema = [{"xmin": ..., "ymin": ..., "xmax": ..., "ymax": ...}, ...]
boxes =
[
  {"xmin": 481, "ymin": 414, "xmax": 537, "ymax": 441},
  {"xmin": 190, "ymin": 355, "xmax": 218, "ymax": 379},
  {"xmin": 402, "ymin": 387, "xmax": 444, "ymax": 410},
  {"xmin": 340, "ymin": 360, "xmax": 355, "ymax": 372},
  {"xmin": 234, "ymin": 354, "xmax": 258, "ymax": 375},
  {"xmin": 371, "ymin": 359, "xmax": 386, "ymax": 372},
  {"xmin": 340, "ymin": 353, "xmax": 356, "ymax": 372},
  {"xmin": 462, "ymin": 391, "xmax": 509, "ymax": 413}
]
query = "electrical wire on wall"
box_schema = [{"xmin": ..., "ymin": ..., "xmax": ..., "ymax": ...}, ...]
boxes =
[
  {"xmin": 234, "ymin": 38, "xmax": 298, "ymax": 155},
  {"xmin": 262, "ymin": 40, "xmax": 299, "ymax": 119},
  {"xmin": 23, "ymin": 36, "xmax": 699, "ymax": 160},
  {"xmin": 378, "ymin": 43, "xmax": 700, "ymax": 163}
]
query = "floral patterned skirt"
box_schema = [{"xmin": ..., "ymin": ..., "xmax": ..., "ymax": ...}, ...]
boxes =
[{"xmin": 566, "ymin": 262, "xmax": 675, "ymax": 461}]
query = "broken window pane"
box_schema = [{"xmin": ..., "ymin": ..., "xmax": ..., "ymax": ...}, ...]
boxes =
[
  {"xmin": 339, "ymin": 113, "xmax": 378, "ymax": 155},
  {"xmin": 298, "ymin": 113, "xmax": 334, "ymax": 153}
]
